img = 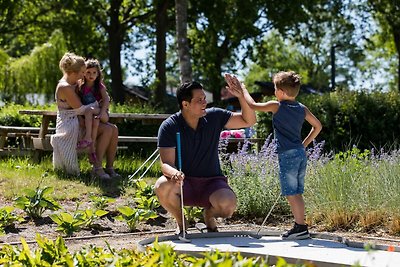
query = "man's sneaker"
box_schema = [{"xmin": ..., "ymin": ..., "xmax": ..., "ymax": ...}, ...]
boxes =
[{"xmin": 281, "ymin": 222, "xmax": 310, "ymax": 240}]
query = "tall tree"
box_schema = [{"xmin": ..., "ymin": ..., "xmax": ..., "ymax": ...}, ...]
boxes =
[
  {"xmin": 175, "ymin": 0, "xmax": 192, "ymax": 83},
  {"xmin": 286, "ymin": 0, "xmax": 364, "ymax": 91},
  {"xmin": 84, "ymin": 0, "xmax": 154, "ymax": 103},
  {"xmin": 154, "ymin": 0, "xmax": 173, "ymax": 105},
  {"xmin": 367, "ymin": 0, "xmax": 400, "ymax": 91},
  {"xmin": 188, "ymin": 0, "xmax": 263, "ymax": 102}
]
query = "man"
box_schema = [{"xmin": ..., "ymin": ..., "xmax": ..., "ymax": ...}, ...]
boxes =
[{"xmin": 155, "ymin": 74, "xmax": 256, "ymax": 234}]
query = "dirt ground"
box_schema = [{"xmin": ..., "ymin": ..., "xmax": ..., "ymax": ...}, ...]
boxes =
[{"xmin": 1, "ymin": 198, "xmax": 400, "ymax": 253}]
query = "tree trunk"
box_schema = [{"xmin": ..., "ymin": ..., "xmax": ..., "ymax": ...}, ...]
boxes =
[
  {"xmin": 154, "ymin": 0, "xmax": 169, "ymax": 105},
  {"xmin": 175, "ymin": 0, "xmax": 192, "ymax": 83},
  {"xmin": 108, "ymin": 0, "xmax": 125, "ymax": 104},
  {"xmin": 394, "ymin": 30, "xmax": 400, "ymax": 92}
]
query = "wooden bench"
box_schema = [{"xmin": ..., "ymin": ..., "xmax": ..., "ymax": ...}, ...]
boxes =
[{"xmin": 0, "ymin": 126, "xmax": 55, "ymax": 150}]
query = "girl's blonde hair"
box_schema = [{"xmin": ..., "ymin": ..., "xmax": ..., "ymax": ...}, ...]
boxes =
[{"xmin": 59, "ymin": 52, "xmax": 85, "ymax": 74}]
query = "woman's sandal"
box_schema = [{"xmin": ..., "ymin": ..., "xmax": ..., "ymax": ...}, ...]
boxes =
[
  {"xmin": 92, "ymin": 167, "xmax": 111, "ymax": 180},
  {"xmin": 104, "ymin": 167, "xmax": 121, "ymax": 178},
  {"xmin": 77, "ymin": 139, "xmax": 92, "ymax": 150}
]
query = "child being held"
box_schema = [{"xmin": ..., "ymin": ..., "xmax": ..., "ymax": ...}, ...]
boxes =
[{"xmin": 77, "ymin": 59, "xmax": 111, "ymax": 164}]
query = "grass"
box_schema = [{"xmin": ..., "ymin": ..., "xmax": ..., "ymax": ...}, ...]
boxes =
[{"xmin": 0, "ymin": 152, "xmax": 161, "ymax": 202}]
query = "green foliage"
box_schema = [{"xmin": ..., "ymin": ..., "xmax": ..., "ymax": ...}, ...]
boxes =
[
  {"xmin": 0, "ymin": 30, "xmax": 67, "ymax": 103},
  {"xmin": 189, "ymin": 0, "xmax": 264, "ymax": 99},
  {"xmin": 184, "ymin": 206, "xmax": 203, "ymax": 225},
  {"xmin": 116, "ymin": 206, "xmax": 158, "ymax": 232},
  {"xmin": 111, "ymin": 103, "xmax": 163, "ymax": 137},
  {"xmin": 0, "ymin": 234, "xmax": 300, "ymax": 266},
  {"xmin": 0, "ymin": 206, "xmax": 24, "ymax": 235},
  {"xmin": 131, "ymin": 178, "xmax": 156, "ymax": 199},
  {"xmin": 89, "ymin": 195, "xmax": 116, "ymax": 210},
  {"xmin": 50, "ymin": 211, "xmax": 87, "ymax": 236},
  {"xmin": 245, "ymin": 30, "xmax": 327, "ymax": 92},
  {"xmin": 14, "ymin": 186, "xmax": 62, "ymax": 219},
  {"xmin": 50, "ymin": 201, "xmax": 109, "ymax": 236},
  {"xmin": 134, "ymin": 195, "xmax": 160, "ymax": 211},
  {"xmin": 35, "ymin": 234, "xmax": 73, "ymax": 265},
  {"xmin": 0, "ymin": 102, "xmax": 55, "ymax": 126}
]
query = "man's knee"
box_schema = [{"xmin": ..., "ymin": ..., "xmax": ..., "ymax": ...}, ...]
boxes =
[
  {"xmin": 219, "ymin": 200, "xmax": 236, "ymax": 218},
  {"xmin": 154, "ymin": 176, "xmax": 171, "ymax": 199},
  {"xmin": 210, "ymin": 190, "xmax": 237, "ymax": 218}
]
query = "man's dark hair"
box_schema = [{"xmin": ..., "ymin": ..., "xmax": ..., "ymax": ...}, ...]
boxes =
[{"xmin": 176, "ymin": 81, "xmax": 203, "ymax": 109}]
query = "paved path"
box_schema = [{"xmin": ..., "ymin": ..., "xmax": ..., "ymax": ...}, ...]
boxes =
[{"xmin": 139, "ymin": 231, "xmax": 400, "ymax": 266}]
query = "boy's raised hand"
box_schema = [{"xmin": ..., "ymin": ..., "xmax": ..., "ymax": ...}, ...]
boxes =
[{"xmin": 224, "ymin": 73, "xmax": 244, "ymax": 98}]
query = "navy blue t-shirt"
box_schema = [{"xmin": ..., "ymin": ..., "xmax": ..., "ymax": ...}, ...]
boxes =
[
  {"xmin": 157, "ymin": 107, "xmax": 232, "ymax": 177},
  {"xmin": 272, "ymin": 100, "xmax": 305, "ymax": 153}
]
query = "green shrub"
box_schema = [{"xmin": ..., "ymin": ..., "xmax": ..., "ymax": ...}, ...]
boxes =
[{"xmin": 256, "ymin": 90, "xmax": 400, "ymax": 152}]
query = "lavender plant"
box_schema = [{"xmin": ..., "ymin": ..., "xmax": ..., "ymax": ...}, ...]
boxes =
[{"xmin": 220, "ymin": 135, "xmax": 287, "ymax": 218}]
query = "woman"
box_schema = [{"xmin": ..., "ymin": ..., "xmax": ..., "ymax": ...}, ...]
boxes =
[{"xmin": 51, "ymin": 52, "xmax": 119, "ymax": 179}]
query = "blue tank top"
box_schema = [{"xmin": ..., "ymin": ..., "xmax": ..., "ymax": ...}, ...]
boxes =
[{"xmin": 273, "ymin": 100, "xmax": 305, "ymax": 153}]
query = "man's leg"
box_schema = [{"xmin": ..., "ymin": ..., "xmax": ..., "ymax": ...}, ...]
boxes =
[
  {"xmin": 204, "ymin": 188, "xmax": 237, "ymax": 230},
  {"xmin": 286, "ymin": 194, "xmax": 305, "ymax": 225},
  {"xmin": 155, "ymin": 177, "xmax": 185, "ymax": 231}
]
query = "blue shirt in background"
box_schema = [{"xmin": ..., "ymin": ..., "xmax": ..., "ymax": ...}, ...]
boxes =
[{"xmin": 158, "ymin": 108, "xmax": 232, "ymax": 177}]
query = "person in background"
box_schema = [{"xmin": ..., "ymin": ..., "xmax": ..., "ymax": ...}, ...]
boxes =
[
  {"xmin": 51, "ymin": 52, "xmax": 119, "ymax": 179},
  {"xmin": 76, "ymin": 59, "xmax": 111, "ymax": 165}
]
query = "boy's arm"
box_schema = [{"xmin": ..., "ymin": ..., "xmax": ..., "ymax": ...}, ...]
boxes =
[
  {"xmin": 303, "ymin": 106, "xmax": 322, "ymax": 147},
  {"xmin": 241, "ymin": 84, "xmax": 279, "ymax": 113}
]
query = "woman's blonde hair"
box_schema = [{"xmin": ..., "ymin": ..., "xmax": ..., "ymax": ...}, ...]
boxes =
[{"xmin": 59, "ymin": 52, "xmax": 85, "ymax": 74}]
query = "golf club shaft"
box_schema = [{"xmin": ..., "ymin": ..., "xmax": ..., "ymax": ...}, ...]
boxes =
[
  {"xmin": 176, "ymin": 132, "xmax": 186, "ymax": 239},
  {"xmin": 256, "ymin": 193, "xmax": 281, "ymax": 235}
]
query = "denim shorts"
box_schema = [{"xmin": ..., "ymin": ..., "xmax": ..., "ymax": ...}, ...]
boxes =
[{"xmin": 278, "ymin": 148, "xmax": 307, "ymax": 196}]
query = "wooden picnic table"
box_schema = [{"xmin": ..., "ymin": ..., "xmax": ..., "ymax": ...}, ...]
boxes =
[{"xmin": 19, "ymin": 110, "xmax": 171, "ymax": 139}]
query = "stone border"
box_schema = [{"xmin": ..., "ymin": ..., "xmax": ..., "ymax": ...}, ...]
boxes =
[{"xmin": 138, "ymin": 229, "xmax": 400, "ymax": 253}]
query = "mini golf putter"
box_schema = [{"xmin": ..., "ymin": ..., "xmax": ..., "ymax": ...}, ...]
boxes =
[{"xmin": 176, "ymin": 132, "xmax": 191, "ymax": 243}]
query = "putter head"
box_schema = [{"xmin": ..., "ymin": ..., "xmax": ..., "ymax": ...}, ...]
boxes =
[
  {"xmin": 176, "ymin": 230, "xmax": 191, "ymax": 243},
  {"xmin": 248, "ymin": 233, "xmax": 262, "ymax": 239},
  {"xmin": 178, "ymin": 235, "xmax": 191, "ymax": 243}
]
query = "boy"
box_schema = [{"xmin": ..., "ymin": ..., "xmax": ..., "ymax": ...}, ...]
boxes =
[{"xmin": 241, "ymin": 71, "xmax": 322, "ymax": 240}]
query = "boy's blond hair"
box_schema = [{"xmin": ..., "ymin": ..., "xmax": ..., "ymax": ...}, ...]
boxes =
[
  {"xmin": 273, "ymin": 71, "xmax": 301, "ymax": 97},
  {"xmin": 59, "ymin": 52, "xmax": 85, "ymax": 74}
]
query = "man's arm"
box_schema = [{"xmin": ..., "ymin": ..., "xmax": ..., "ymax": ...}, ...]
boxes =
[
  {"xmin": 223, "ymin": 74, "xmax": 257, "ymax": 129},
  {"xmin": 159, "ymin": 147, "xmax": 184, "ymax": 183}
]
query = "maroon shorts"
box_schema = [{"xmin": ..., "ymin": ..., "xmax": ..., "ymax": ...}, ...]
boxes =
[{"xmin": 182, "ymin": 176, "xmax": 234, "ymax": 208}]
